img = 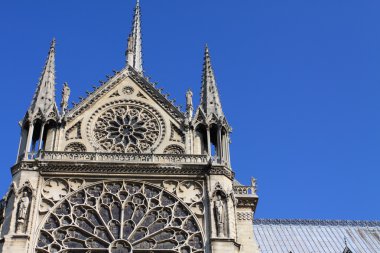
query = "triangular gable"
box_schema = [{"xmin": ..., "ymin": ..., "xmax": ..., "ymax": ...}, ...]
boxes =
[
  {"xmin": 207, "ymin": 113, "xmax": 220, "ymax": 125},
  {"xmin": 66, "ymin": 66, "xmax": 185, "ymax": 123},
  {"xmin": 128, "ymin": 67, "xmax": 184, "ymax": 122},
  {"xmin": 192, "ymin": 107, "xmax": 206, "ymax": 126},
  {"xmin": 343, "ymin": 246, "xmax": 353, "ymax": 253}
]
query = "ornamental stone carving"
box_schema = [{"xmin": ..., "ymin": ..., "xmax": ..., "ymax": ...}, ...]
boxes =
[
  {"xmin": 16, "ymin": 190, "xmax": 31, "ymax": 233},
  {"xmin": 64, "ymin": 142, "xmax": 87, "ymax": 152},
  {"xmin": 122, "ymin": 86, "xmax": 134, "ymax": 95},
  {"xmin": 43, "ymin": 179, "xmax": 70, "ymax": 202},
  {"xmin": 237, "ymin": 212, "xmax": 253, "ymax": 221},
  {"xmin": 163, "ymin": 145, "xmax": 185, "ymax": 154},
  {"xmin": 65, "ymin": 121, "xmax": 82, "ymax": 140},
  {"xmin": 163, "ymin": 181, "xmax": 204, "ymax": 216},
  {"xmin": 68, "ymin": 179, "xmax": 85, "ymax": 191},
  {"xmin": 214, "ymin": 194, "xmax": 225, "ymax": 237},
  {"xmin": 169, "ymin": 123, "xmax": 185, "ymax": 144},
  {"xmin": 36, "ymin": 180, "xmax": 204, "ymax": 253},
  {"xmin": 212, "ymin": 183, "xmax": 227, "ymax": 238},
  {"xmin": 88, "ymin": 101, "xmax": 165, "ymax": 153}
]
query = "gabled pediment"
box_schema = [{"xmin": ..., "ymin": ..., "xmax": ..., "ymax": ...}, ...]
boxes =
[
  {"xmin": 192, "ymin": 107, "xmax": 207, "ymax": 126},
  {"xmin": 66, "ymin": 66, "xmax": 185, "ymax": 124},
  {"xmin": 61, "ymin": 66, "xmax": 187, "ymax": 154}
]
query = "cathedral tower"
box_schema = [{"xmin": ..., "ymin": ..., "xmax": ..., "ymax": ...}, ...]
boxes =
[
  {"xmin": 0, "ymin": 2, "xmax": 259, "ymax": 253},
  {"xmin": 17, "ymin": 38, "xmax": 60, "ymax": 161}
]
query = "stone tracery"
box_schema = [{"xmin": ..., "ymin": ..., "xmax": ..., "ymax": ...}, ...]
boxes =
[
  {"xmin": 91, "ymin": 103, "xmax": 163, "ymax": 153},
  {"xmin": 36, "ymin": 181, "xmax": 204, "ymax": 253}
]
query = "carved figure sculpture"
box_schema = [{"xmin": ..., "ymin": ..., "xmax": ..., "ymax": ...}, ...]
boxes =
[
  {"xmin": 214, "ymin": 194, "xmax": 225, "ymax": 237},
  {"xmin": 186, "ymin": 89, "xmax": 193, "ymax": 119},
  {"xmin": 61, "ymin": 82, "xmax": 71, "ymax": 113},
  {"xmin": 16, "ymin": 191, "xmax": 30, "ymax": 233}
]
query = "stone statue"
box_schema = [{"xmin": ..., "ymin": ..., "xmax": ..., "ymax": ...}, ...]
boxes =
[
  {"xmin": 251, "ymin": 177, "xmax": 257, "ymax": 195},
  {"xmin": 61, "ymin": 82, "xmax": 71, "ymax": 113},
  {"xmin": 214, "ymin": 194, "xmax": 225, "ymax": 237},
  {"xmin": 16, "ymin": 191, "xmax": 30, "ymax": 233},
  {"xmin": 186, "ymin": 89, "xmax": 193, "ymax": 119}
]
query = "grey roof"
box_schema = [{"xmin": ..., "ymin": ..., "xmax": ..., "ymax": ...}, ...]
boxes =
[{"xmin": 253, "ymin": 219, "xmax": 380, "ymax": 253}]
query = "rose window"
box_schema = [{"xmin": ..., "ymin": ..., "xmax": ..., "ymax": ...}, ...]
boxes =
[
  {"xmin": 36, "ymin": 181, "xmax": 204, "ymax": 253},
  {"xmin": 92, "ymin": 104, "xmax": 163, "ymax": 153}
]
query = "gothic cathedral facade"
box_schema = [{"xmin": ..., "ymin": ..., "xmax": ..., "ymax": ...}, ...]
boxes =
[{"xmin": 0, "ymin": 2, "xmax": 259, "ymax": 253}]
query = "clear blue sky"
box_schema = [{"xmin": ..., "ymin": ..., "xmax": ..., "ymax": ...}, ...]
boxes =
[{"xmin": 1, "ymin": 0, "xmax": 379, "ymax": 220}]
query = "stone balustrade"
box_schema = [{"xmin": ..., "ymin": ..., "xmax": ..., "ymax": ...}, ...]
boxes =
[
  {"xmin": 234, "ymin": 185, "xmax": 257, "ymax": 196},
  {"xmin": 23, "ymin": 151, "xmax": 209, "ymax": 165}
]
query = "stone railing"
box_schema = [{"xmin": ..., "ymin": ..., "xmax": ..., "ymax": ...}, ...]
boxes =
[
  {"xmin": 233, "ymin": 185, "xmax": 257, "ymax": 196},
  {"xmin": 26, "ymin": 151, "xmax": 208, "ymax": 165},
  {"xmin": 233, "ymin": 185, "xmax": 258, "ymax": 209}
]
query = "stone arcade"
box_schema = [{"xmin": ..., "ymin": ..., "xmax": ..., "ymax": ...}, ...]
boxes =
[{"xmin": 0, "ymin": 2, "xmax": 258, "ymax": 253}]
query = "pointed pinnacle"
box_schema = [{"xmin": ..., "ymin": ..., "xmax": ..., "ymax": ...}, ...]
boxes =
[
  {"xmin": 27, "ymin": 39, "xmax": 57, "ymax": 120},
  {"xmin": 199, "ymin": 45, "xmax": 224, "ymax": 117},
  {"xmin": 50, "ymin": 38, "xmax": 56, "ymax": 48},
  {"xmin": 126, "ymin": 0, "xmax": 143, "ymax": 73}
]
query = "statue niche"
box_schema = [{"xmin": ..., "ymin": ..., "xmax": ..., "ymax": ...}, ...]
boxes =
[
  {"xmin": 213, "ymin": 189, "xmax": 227, "ymax": 237},
  {"xmin": 16, "ymin": 189, "xmax": 31, "ymax": 233}
]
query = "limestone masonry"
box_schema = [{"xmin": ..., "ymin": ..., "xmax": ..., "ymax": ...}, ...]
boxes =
[
  {"xmin": 1, "ymin": 2, "xmax": 378, "ymax": 253},
  {"xmin": 0, "ymin": 1, "xmax": 258, "ymax": 252}
]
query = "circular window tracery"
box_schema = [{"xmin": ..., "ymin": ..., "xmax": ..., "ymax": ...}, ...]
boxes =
[
  {"xmin": 89, "ymin": 101, "xmax": 165, "ymax": 153},
  {"xmin": 36, "ymin": 181, "xmax": 204, "ymax": 253}
]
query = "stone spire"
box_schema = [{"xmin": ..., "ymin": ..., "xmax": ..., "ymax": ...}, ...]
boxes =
[
  {"xmin": 199, "ymin": 45, "xmax": 224, "ymax": 117},
  {"xmin": 28, "ymin": 38, "xmax": 57, "ymax": 121},
  {"xmin": 126, "ymin": 0, "xmax": 143, "ymax": 74}
]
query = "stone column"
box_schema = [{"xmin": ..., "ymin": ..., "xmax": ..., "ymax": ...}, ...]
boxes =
[
  {"xmin": 24, "ymin": 124, "xmax": 34, "ymax": 158},
  {"xmin": 206, "ymin": 126, "xmax": 211, "ymax": 156},
  {"xmin": 38, "ymin": 123, "xmax": 45, "ymax": 151},
  {"xmin": 217, "ymin": 126, "xmax": 222, "ymax": 163}
]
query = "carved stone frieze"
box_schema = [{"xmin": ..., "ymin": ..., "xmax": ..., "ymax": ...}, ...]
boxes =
[
  {"xmin": 38, "ymin": 164, "xmax": 208, "ymax": 178},
  {"xmin": 208, "ymin": 166, "xmax": 235, "ymax": 180}
]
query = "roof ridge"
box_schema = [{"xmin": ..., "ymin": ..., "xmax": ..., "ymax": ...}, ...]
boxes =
[
  {"xmin": 66, "ymin": 66, "xmax": 185, "ymax": 123},
  {"xmin": 254, "ymin": 218, "xmax": 380, "ymax": 227}
]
